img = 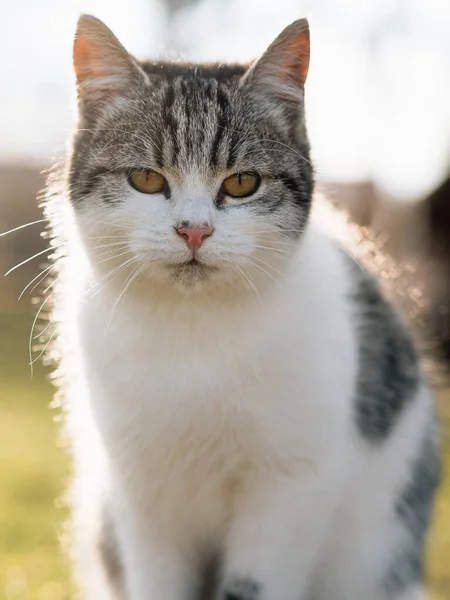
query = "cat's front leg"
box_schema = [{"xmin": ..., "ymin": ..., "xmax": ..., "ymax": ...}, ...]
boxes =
[
  {"xmin": 114, "ymin": 504, "xmax": 196, "ymax": 600},
  {"xmin": 219, "ymin": 471, "xmax": 335, "ymax": 600}
]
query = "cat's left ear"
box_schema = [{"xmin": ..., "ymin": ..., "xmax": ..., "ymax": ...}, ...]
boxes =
[
  {"xmin": 73, "ymin": 14, "xmax": 148, "ymax": 118},
  {"xmin": 241, "ymin": 19, "xmax": 310, "ymax": 103}
]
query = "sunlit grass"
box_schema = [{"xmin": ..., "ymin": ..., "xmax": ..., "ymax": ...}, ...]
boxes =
[
  {"xmin": 0, "ymin": 403, "xmax": 72, "ymax": 600},
  {"xmin": 427, "ymin": 389, "xmax": 450, "ymax": 600},
  {"xmin": 0, "ymin": 314, "xmax": 72, "ymax": 600},
  {"xmin": 0, "ymin": 313, "xmax": 449, "ymax": 599}
]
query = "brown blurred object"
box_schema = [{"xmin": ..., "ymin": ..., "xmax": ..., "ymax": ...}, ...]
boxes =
[
  {"xmin": 321, "ymin": 174, "xmax": 450, "ymax": 366},
  {"xmin": 425, "ymin": 175, "xmax": 450, "ymax": 362}
]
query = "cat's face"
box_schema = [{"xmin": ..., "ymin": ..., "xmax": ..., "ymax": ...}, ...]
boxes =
[{"xmin": 69, "ymin": 16, "xmax": 312, "ymax": 294}]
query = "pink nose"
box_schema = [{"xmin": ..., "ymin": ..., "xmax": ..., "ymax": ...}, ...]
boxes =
[{"xmin": 176, "ymin": 224, "xmax": 213, "ymax": 250}]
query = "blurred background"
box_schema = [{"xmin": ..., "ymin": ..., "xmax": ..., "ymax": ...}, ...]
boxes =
[{"xmin": 0, "ymin": 0, "xmax": 449, "ymax": 598}]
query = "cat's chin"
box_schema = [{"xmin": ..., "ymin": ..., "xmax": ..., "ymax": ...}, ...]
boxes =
[
  {"xmin": 163, "ymin": 259, "xmax": 252, "ymax": 296},
  {"xmin": 166, "ymin": 259, "xmax": 217, "ymax": 292}
]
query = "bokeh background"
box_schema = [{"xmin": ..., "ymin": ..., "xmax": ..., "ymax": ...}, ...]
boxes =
[{"xmin": 0, "ymin": 0, "xmax": 449, "ymax": 598}]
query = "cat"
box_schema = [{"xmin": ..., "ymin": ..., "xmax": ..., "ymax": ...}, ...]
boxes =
[{"xmin": 45, "ymin": 13, "xmax": 440, "ymax": 600}]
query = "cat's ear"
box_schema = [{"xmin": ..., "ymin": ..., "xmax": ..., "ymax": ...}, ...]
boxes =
[
  {"xmin": 241, "ymin": 19, "xmax": 310, "ymax": 102},
  {"xmin": 73, "ymin": 14, "xmax": 148, "ymax": 116}
]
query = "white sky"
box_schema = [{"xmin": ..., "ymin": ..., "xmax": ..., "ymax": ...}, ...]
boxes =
[{"xmin": 1, "ymin": 0, "xmax": 450, "ymax": 201}]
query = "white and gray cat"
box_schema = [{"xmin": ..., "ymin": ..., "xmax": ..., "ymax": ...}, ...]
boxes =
[{"xmin": 45, "ymin": 14, "xmax": 440, "ymax": 600}]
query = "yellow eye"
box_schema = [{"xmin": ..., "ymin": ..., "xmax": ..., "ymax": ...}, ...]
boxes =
[
  {"xmin": 222, "ymin": 172, "xmax": 261, "ymax": 199},
  {"xmin": 128, "ymin": 170, "xmax": 167, "ymax": 194}
]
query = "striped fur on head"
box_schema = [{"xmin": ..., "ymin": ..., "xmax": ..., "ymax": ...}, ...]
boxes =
[{"xmin": 69, "ymin": 15, "xmax": 313, "ymax": 293}]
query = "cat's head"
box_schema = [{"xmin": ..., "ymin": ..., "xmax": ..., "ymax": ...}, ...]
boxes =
[{"xmin": 69, "ymin": 15, "xmax": 313, "ymax": 295}]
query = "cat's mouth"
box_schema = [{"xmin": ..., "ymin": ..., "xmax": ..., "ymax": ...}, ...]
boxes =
[{"xmin": 168, "ymin": 258, "xmax": 215, "ymax": 280}]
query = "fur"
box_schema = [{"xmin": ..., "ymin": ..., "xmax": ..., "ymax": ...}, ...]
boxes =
[{"xmin": 46, "ymin": 14, "xmax": 440, "ymax": 600}]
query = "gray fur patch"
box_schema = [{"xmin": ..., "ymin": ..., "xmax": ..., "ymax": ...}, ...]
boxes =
[
  {"xmin": 224, "ymin": 578, "xmax": 261, "ymax": 600},
  {"xmin": 385, "ymin": 428, "xmax": 440, "ymax": 595},
  {"xmin": 69, "ymin": 61, "xmax": 313, "ymax": 237},
  {"xmin": 98, "ymin": 502, "xmax": 124, "ymax": 595},
  {"xmin": 347, "ymin": 261, "xmax": 420, "ymax": 441}
]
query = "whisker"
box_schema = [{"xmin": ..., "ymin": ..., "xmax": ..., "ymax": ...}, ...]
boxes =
[
  {"xmin": 75, "ymin": 127, "xmax": 134, "ymax": 133},
  {"xmin": 86, "ymin": 235, "xmax": 133, "ymax": 241},
  {"xmin": 90, "ymin": 241, "xmax": 130, "ymax": 251},
  {"xmin": 253, "ymin": 244, "xmax": 295, "ymax": 256},
  {"xmin": 5, "ymin": 246, "xmax": 58, "ymax": 276},
  {"xmin": 106, "ymin": 263, "xmax": 143, "ymax": 331},
  {"xmin": 96, "ymin": 249, "xmax": 134, "ymax": 265},
  {"xmin": 83, "ymin": 221, "xmax": 141, "ymax": 232},
  {"xmin": 252, "ymin": 229, "xmax": 305, "ymax": 235},
  {"xmin": 338, "ymin": 244, "xmax": 368, "ymax": 279},
  {"xmin": 245, "ymin": 257, "xmax": 281, "ymax": 286},
  {"xmin": 252, "ymin": 255, "xmax": 287, "ymax": 280},
  {"xmin": 215, "ymin": 121, "xmax": 312, "ymax": 165},
  {"xmin": 255, "ymin": 237, "xmax": 301, "ymax": 246},
  {"xmin": 231, "ymin": 262, "xmax": 264, "ymax": 311},
  {"xmin": 0, "ymin": 219, "xmax": 48, "ymax": 237},
  {"xmin": 18, "ymin": 264, "xmax": 55, "ymax": 299},
  {"xmin": 34, "ymin": 316, "xmax": 53, "ymax": 340},
  {"xmin": 31, "ymin": 326, "xmax": 57, "ymax": 366},
  {"xmin": 41, "ymin": 275, "xmax": 58, "ymax": 296},
  {"xmin": 29, "ymin": 292, "xmax": 54, "ymax": 376},
  {"xmin": 86, "ymin": 257, "xmax": 136, "ymax": 297}
]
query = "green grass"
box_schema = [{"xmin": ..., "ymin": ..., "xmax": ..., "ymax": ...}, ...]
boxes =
[
  {"xmin": 0, "ymin": 313, "xmax": 449, "ymax": 599},
  {"xmin": 427, "ymin": 390, "xmax": 450, "ymax": 600},
  {"xmin": 0, "ymin": 314, "xmax": 72, "ymax": 600}
]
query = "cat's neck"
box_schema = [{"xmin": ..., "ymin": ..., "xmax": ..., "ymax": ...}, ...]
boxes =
[{"xmin": 63, "ymin": 223, "xmax": 348, "ymax": 369}]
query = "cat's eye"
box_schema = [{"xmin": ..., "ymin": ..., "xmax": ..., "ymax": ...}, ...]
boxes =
[
  {"xmin": 221, "ymin": 172, "xmax": 261, "ymax": 199},
  {"xmin": 128, "ymin": 170, "xmax": 167, "ymax": 194}
]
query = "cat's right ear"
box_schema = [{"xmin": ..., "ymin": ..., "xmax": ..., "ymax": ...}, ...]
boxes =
[{"xmin": 73, "ymin": 15, "xmax": 148, "ymax": 119}]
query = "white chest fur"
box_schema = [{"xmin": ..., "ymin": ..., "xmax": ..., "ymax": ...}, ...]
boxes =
[{"xmin": 75, "ymin": 229, "xmax": 356, "ymax": 508}]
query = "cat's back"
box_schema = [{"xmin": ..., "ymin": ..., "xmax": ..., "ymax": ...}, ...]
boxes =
[
  {"xmin": 313, "ymin": 251, "xmax": 440, "ymax": 599},
  {"xmin": 343, "ymin": 253, "xmax": 433, "ymax": 443}
]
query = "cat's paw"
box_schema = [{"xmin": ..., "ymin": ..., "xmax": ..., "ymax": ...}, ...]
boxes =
[{"xmin": 222, "ymin": 578, "xmax": 261, "ymax": 600}]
